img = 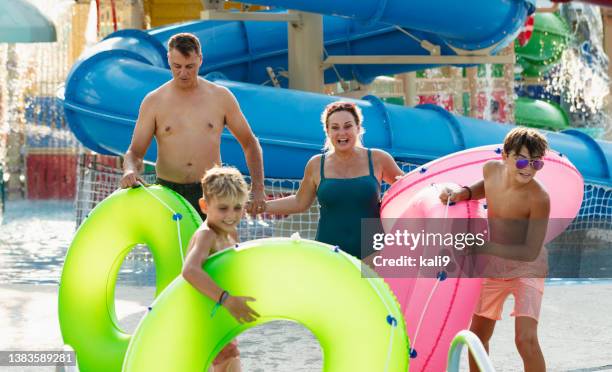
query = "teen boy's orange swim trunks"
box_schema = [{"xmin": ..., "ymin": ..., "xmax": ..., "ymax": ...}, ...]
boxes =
[{"xmin": 474, "ymin": 277, "xmax": 544, "ymax": 321}]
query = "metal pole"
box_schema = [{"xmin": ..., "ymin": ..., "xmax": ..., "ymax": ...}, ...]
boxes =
[
  {"xmin": 502, "ymin": 45, "xmax": 516, "ymax": 124},
  {"xmin": 399, "ymin": 72, "xmax": 417, "ymax": 106},
  {"xmin": 450, "ymin": 67, "xmax": 464, "ymax": 115},
  {"xmin": 288, "ymin": 10, "xmax": 323, "ymax": 93},
  {"xmin": 466, "ymin": 66, "xmax": 479, "ymax": 118}
]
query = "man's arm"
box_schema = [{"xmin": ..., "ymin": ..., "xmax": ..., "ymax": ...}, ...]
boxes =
[
  {"xmin": 120, "ymin": 93, "xmax": 156, "ymax": 188},
  {"xmin": 222, "ymin": 87, "xmax": 265, "ymax": 214}
]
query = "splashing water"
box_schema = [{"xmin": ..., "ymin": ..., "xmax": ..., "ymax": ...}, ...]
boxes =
[
  {"xmin": 481, "ymin": 64, "xmax": 495, "ymax": 121},
  {"xmin": 0, "ymin": 0, "xmax": 81, "ymax": 206},
  {"xmin": 546, "ymin": 48, "xmax": 609, "ymax": 116},
  {"xmin": 544, "ymin": 3, "xmax": 611, "ymax": 136}
]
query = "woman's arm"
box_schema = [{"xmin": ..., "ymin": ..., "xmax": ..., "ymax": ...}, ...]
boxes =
[
  {"xmin": 265, "ymin": 156, "xmax": 319, "ymax": 214},
  {"xmin": 374, "ymin": 150, "xmax": 404, "ymax": 185}
]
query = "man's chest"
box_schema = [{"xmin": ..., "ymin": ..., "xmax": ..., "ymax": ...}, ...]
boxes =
[{"xmin": 155, "ymin": 104, "xmax": 225, "ymax": 138}]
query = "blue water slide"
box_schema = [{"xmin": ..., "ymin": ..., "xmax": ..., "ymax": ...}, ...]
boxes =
[
  {"xmin": 146, "ymin": 15, "xmax": 477, "ymax": 86},
  {"xmin": 63, "ymin": 61, "xmax": 612, "ymax": 185},
  {"xmin": 62, "ymin": 0, "xmax": 611, "ymax": 186},
  {"xmin": 227, "ymin": 0, "xmax": 535, "ymax": 52}
]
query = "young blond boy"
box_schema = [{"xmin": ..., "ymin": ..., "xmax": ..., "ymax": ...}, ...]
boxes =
[{"xmin": 182, "ymin": 166, "xmax": 260, "ymax": 371}]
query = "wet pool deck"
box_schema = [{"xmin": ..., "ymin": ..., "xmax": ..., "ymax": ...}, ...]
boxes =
[{"xmin": 1, "ymin": 283, "xmax": 611, "ymax": 371}]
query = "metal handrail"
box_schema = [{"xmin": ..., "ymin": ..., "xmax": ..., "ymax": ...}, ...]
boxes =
[{"xmin": 447, "ymin": 330, "xmax": 495, "ymax": 372}]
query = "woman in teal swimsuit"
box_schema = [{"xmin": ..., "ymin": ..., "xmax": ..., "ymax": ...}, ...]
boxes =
[{"xmin": 264, "ymin": 101, "xmax": 403, "ymax": 258}]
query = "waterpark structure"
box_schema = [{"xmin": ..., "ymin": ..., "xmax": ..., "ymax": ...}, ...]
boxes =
[
  {"xmin": 1, "ymin": 0, "xmax": 612, "ymax": 371},
  {"xmin": 56, "ymin": 0, "xmax": 611, "ymax": 370},
  {"xmin": 62, "ymin": 0, "xmax": 611, "ymax": 185},
  {"xmin": 3, "ymin": 0, "xmax": 611, "ymax": 200}
]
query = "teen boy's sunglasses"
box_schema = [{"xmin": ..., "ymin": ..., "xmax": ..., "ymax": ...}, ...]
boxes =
[{"xmin": 515, "ymin": 158, "xmax": 544, "ymax": 170}]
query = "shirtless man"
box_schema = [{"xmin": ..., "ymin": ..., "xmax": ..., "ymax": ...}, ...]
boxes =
[
  {"xmin": 440, "ymin": 127, "xmax": 550, "ymax": 372},
  {"xmin": 119, "ymin": 33, "xmax": 265, "ymax": 218}
]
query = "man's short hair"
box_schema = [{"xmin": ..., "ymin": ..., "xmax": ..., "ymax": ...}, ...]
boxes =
[
  {"xmin": 503, "ymin": 126, "xmax": 548, "ymax": 158},
  {"xmin": 168, "ymin": 33, "xmax": 201, "ymax": 57}
]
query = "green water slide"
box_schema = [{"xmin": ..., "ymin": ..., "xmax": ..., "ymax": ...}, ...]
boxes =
[
  {"xmin": 515, "ymin": 12, "xmax": 571, "ymax": 77},
  {"xmin": 515, "ymin": 97, "xmax": 570, "ymax": 131},
  {"xmin": 514, "ymin": 12, "xmax": 572, "ymax": 132}
]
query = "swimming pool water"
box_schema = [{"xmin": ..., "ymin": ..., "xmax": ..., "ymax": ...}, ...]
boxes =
[
  {"xmin": 0, "ymin": 200, "xmax": 155, "ymax": 286},
  {"xmin": 1, "ymin": 199, "xmax": 610, "ymax": 286}
]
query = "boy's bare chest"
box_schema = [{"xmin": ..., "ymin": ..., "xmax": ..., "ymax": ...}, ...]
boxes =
[
  {"xmin": 485, "ymin": 183, "xmax": 531, "ymax": 219},
  {"xmin": 213, "ymin": 235, "xmax": 237, "ymax": 254}
]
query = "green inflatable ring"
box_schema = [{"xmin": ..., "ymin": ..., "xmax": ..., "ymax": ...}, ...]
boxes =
[
  {"xmin": 58, "ymin": 186, "xmax": 202, "ymax": 371},
  {"xmin": 123, "ymin": 238, "xmax": 409, "ymax": 371}
]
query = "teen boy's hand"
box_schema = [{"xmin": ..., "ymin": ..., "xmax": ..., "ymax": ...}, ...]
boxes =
[
  {"xmin": 439, "ymin": 187, "xmax": 468, "ymax": 204},
  {"xmin": 225, "ymin": 295, "xmax": 260, "ymax": 323}
]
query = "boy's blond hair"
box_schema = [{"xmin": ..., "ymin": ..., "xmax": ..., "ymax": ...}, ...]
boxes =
[
  {"xmin": 200, "ymin": 166, "xmax": 249, "ymax": 202},
  {"xmin": 503, "ymin": 126, "xmax": 548, "ymax": 158}
]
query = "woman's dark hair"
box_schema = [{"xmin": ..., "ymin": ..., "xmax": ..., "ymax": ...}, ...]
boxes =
[{"xmin": 320, "ymin": 101, "xmax": 365, "ymax": 153}]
